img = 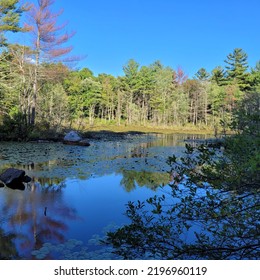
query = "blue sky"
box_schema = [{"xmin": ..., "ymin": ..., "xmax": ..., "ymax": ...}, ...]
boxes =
[{"xmin": 20, "ymin": 0, "xmax": 260, "ymax": 77}]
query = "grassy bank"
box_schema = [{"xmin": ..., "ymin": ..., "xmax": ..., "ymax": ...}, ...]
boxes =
[
  {"xmin": 0, "ymin": 121, "xmax": 218, "ymax": 142},
  {"xmin": 77, "ymin": 124, "xmax": 215, "ymax": 135}
]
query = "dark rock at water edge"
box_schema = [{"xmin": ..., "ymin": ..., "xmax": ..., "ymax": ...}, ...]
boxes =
[
  {"xmin": 0, "ymin": 168, "xmax": 25, "ymax": 185},
  {"xmin": 63, "ymin": 140, "xmax": 91, "ymax": 146},
  {"xmin": 0, "ymin": 168, "xmax": 32, "ymax": 187},
  {"xmin": 7, "ymin": 181, "xmax": 26, "ymax": 191},
  {"xmin": 78, "ymin": 139, "xmax": 91, "ymax": 146},
  {"xmin": 23, "ymin": 175, "xmax": 32, "ymax": 183}
]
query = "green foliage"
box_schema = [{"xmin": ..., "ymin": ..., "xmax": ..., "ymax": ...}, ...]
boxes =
[
  {"xmin": 230, "ymin": 92, "xmax": 260, "ymax": 136},
  {"xmin": 249, "ymin": 62, "xmax": 260, "ymax": 92},
  {"xmin": 0, "ymin": 41, "xmax": 260, "ymax": 138},
  {"xmin": 194, "ymin": 68, "xmax": 210, "ymax": 81},
  {"xmin": 0, "ymin": 47, "xmax": 19, "ymax": 116},
  {"xmin": 0, "ymin": 0, "xmax": 26, "ymax": 46},
  {"xmin": 210, "ymin": 66, "xmax": 226, "ymax": 86},
  {"xmin": 123, "ymin": 59, "xmax": 140, "ymax": 82},
  {"xmin": 65, "ymin": 69, "xmax": 102, "ymax": 125},
  {"xmin": 105, "ymin": 139, "xmax": 259, "ymax": 259},
  {"xmin": 0, "ymin": 107, "xmax": 30, "ymax": 139},
  {"xmin": 105, "ymin": 93, "xmax": 260, "ymax": 259},
  {"xmin": 119, "ymin": 170, "xmax": 170, "ymax": 192},
  {"xmin": 37, "ymin": 82, "xmax": 69, "ymax": 129},
  {"xmin": 225, "ymin": 48, "xmax": 251, "ymax": 91}
]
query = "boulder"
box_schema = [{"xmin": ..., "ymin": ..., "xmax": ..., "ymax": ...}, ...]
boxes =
[
  {"xmin": 63, "ymin": 130, "xmax": 90, "ymax": 146},
  {"xmin": 23, "ymin": 175, "xmax": 32, "ymax": 183},
  {"xmin": 7, "ymin": 181, "xmax": 25, "ymax": 191},
  {"xmin": 64, "ymin": 131, "xmax": 82, "ymax": 142},
  {"xmin": 0, "ymin": 168, "xmax": 31, "ymax": 186}
]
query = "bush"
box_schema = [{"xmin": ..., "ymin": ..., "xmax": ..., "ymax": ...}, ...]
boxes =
[{"xmin": 0, "ymin": 111, "xmax": 30, "ymax": 140}]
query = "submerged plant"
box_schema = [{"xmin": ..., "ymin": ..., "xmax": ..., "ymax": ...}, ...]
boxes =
[{"xmin": 31, "ymin": 230, "xmax": 123, "ymax": 260}]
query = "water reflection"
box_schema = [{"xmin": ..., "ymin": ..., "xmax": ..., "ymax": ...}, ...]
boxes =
[
  {"xmin": 119, "ymin": 170, "xmax": 170, "ymax": 192},
  {"xmin": 0, "ymin": 169, "xmax": 169, "ymax": 259},
  {"xmin": 0, "ymin": 134, "xmax": 209, "ymax": 179},
  {"xmin": 0, "ymin": 133, "xmax": 210, "ymax": 259},
  {"xmin": 0, "ymin": 180, "xmax": 78, "ymax": 259},
  {"xmin": 0, "ymin": 229, "xmax": 18, "ymax": 259}
]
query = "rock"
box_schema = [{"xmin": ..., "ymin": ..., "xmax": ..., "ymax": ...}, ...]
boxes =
[
  {"xmin": 0, "ymin": 168, "xmax": 25, "ymax": 185},
  {"xmin": 64, "ymin": 131, "xmax": 82, "ymax": 142},
  {"xmin": 63, "ymin": 130, "xmax": 90, "ymax": 146},
  {"xmin": 63, "ymin": 140, "xmax": 90, "ymax": 146},
  {"xmin": 78, "ymin": 139, "xmax": 91, "ymax": 146},
  {"xmin": 7, "ymin": 181, "xmax": 25, "ymax": 191},
  {"xmin": 23, "ymin": 175, "xmax": 32, "ymax": 183},
  {"xmin": 0, "ymin": 168, "xmax": 31, "ymax": 186}
]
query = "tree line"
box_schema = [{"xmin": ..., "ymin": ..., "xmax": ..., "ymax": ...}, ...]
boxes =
[
  {"xmin": 105, "ymin": 88, "xmax": 260, "ymax": 260},
  {"xmin": 0, "ymin": 0, "xmax": 260, "ymax": 139}
]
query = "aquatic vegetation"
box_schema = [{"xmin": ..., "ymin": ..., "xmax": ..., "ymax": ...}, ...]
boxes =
[
  {"xmin": 0, "ymin": 133, "xmax": 211, "ymax": 260},
  {"xmin": 31, "ymin": 237, "xmax": 122, "ymax": 260},
  {"xmin": 0, "ymin": 134, "xmax": 186, "ymax": 181}
]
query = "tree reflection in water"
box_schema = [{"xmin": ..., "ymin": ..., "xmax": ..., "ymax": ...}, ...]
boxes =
[
  {"xmin": 119, "ymin": 169, "xmax": 170, "ymax": 192},
  {"xmin": 0, "ymin": 229, "xmax": 18, "ymax": 259},
  {"xmin": 0, "ymin": 134, "xmax": 210, "ymax": 259},
  {"xmin": 0, "ymin": 178, "xmax": 78, "ymax": 259}
]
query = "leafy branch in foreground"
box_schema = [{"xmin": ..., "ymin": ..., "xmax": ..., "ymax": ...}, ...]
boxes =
[{"xmin": 105, "ymin": 136, "xmax": 260, "ymax": 259}]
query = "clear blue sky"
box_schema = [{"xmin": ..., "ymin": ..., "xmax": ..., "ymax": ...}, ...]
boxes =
[{"xmin": 21, "ymin": 0, "xmax": 260, "ymax": 77}]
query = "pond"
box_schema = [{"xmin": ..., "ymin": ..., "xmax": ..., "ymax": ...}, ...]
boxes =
[{"xmin": 0, "ymin": 133, "xmax": 209, "ymax": 260}]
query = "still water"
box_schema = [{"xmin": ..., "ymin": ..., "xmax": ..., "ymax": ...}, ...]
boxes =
[{"xmin": 0, "ymin": 133, "xmax": 208, "ymax": 259}]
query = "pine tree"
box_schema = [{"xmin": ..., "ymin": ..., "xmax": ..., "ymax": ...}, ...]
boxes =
[
  {"xmin": 194, "ymin": 67, "xmax": 210, "ymax": 81},
  {"xmin": 122, "ymin": 59, "xmax": 141, "ymax": 124},
  {"xmin": 224, "ymin": 48, "xmax": 250, "ymax": 91},
  {"xmin": 211, "ymin": 66, "xmax": 226, "ymax": 86},
  {"xmin": 0, "ymin": 0, "xmax": 27, "ymax": 46},
  {"xmin": 250, "ymin": 61, "xmax": 260, "ymax": 91}
]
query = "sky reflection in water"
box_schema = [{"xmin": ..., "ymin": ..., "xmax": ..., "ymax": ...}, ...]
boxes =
[{"xmin": 0, "ymin": 133, "xmax": 209, "ymax": 259}]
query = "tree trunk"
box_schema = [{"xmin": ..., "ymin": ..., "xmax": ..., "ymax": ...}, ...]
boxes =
[{"xmin": 30, "ymin": 31, "xmax": 40, "ymax": 126}]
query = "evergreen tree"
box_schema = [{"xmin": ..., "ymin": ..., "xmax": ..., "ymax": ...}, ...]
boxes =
[
  {"xmin": 0, "ymin": 0, "xmax": 27, "ymax": 46},
  {"xmin": 211, "ymin": 66, "xmax": 226, "ymax": 86},
  {"xmin": 122, "ymin": 59, "xmax": 141, "ymax": 124},
  {"xmin": 249, "ymin": 61, "xmax": 260, "ymax": 91},
  {"xmin": 224, "ymin": 48, "xmax": 250, "ymax": 91},
  {"xmin": 151, "ymin": 65, "xmax": 175, "ymax": 125},
  {"xmin": 254, "ymin": 60, "xmax": 260, "ymax": 72},
  {"xmin": 194, "ymin": 67, "xmax": 210, "ymax": 81}
]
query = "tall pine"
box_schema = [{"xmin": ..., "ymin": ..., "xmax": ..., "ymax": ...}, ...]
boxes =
[
  {"xmin": 224, "ymin": 48, "xmax": 250, "ymax": 91},
  {"xmin": 0, "ymin": 0, "xmax": 27, "ymax": 46}
]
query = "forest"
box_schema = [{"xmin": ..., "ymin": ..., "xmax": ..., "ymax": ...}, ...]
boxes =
[
  {"xmin": 0, "ymin": 0, "xmax": 259, "ymax": 261},
  {"xmin": 0, "ymin": 0, "xmax": 260, "ymax": 140}
]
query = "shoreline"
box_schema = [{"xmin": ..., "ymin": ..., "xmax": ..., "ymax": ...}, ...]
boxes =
[
  {"xmin": 82, "ymin": 124, "xmax": 214, "ymax": 135},
  {"xmin": 0, "ymin": 124, "xmax": 218, "ymax": 143}
]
